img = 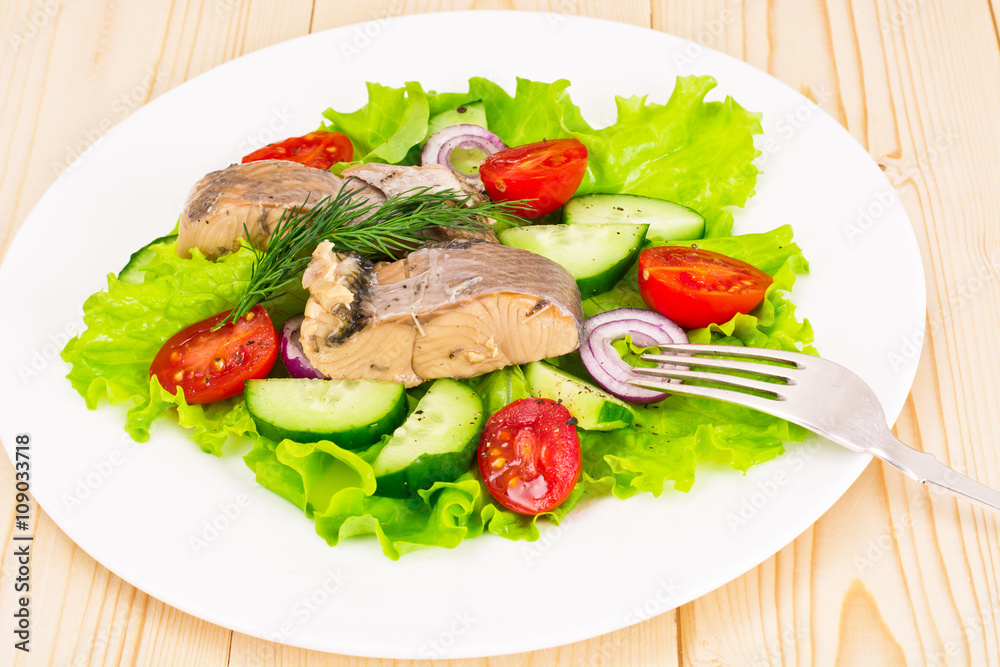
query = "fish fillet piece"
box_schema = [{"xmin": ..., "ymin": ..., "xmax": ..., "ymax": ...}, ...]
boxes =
[
  {"xmin": 177, "ymin": 160, "xmax": 387, "ymax": 260},
  {"xmin": 341, "ymin": 162, "xmax": 480, "ymax": 199},
  {"xmin": 341, "ymin": 163, "xmax": 498, "ymax": 243},
  {"xmin": 176, "ymin": 161, "xmax": 490, "ymax": 260},
  {"xmin": 299, "ymin": 239, "xmax": 583, "ymax": 386},
  {"xmin": 177, "ymin": 160, "xmax": 348, "ymax": 259}
]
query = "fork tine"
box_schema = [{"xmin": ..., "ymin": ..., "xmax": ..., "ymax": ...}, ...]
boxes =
[
  {"xmin": 655, "ymin": 343, "xmax": 808, "ymax": 366},
  {"xmin": 632, "ymin": 366, "xmax": 786, "ymax": 397},
  {"xmin": 639, "ymin": 345, "xmax": 1000, "ymax": 516},
  {"xmin": 627, "ymin": 377, "xmax": 784, "ymax": 414},
  {"xmin": 641, "ymin": 353, "xmax": 797, "ymax": 381}
]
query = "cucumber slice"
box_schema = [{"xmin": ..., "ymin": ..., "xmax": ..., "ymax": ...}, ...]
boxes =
[
  {"xmin": 372, "ymin": 378, "xmax": 484, "ymax": 498},
  {"xmin": 245, "ymin": 378, "xmax": 407, "ymax": 449},
  {"xmin": 118, "ymin": 234, "xmax": 178, "ymax": 284},
  {"xmin": 563, "ymin": 194, "xmax": 705, "ymax": 243},
  {"xmin": 524, "ymin": 361, "xmax": 634, "ymax": 431},
  {"xmin": 426, "ymin": 101, "xmax": 487, "ymax": 136},
  {"xmin": 498, "ymin": 223, "xmax": 648, "ymax": 298}
]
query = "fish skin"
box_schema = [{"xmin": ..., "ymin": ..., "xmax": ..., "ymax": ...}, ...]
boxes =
[
  {"xmin": 341, "ymin": 163, "xmax": 498, "ymax": 243},
  {"xmin": 300, "ymin": 239, "xmax": 583, "ymax": 387},
  {"xmin": 177, "ymin": 160, "xmax": 347, "ymax": 259},
  {"xmin": 177, "ymin": 161, "xmax": 495, "ymax": 260},
  {"xmin": 342, "ymin": 162, "xmax": 480, "ymax": 199}
]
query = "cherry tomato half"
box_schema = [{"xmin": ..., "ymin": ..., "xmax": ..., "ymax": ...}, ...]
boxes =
[
  {"xmin": 477, "ymin": 398, "xmax": 581, "ymax": 515},
  {"xmin": 149, "ymin": 306, "xmax": 278, "ymax": 404},
  {"xmin": 241, "ymin": 131, "xmax": 353, "ymax": 170},
  {"xmin": 479, "ymin": 138, "xmax": 588, "ymax": 217},
  {"xmin": 637, "ymin": 246, "xmax": 774, "ymax": 329}
]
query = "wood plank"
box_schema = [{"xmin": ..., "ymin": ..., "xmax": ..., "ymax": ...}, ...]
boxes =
[
  {"xmin": 228, "ymin": 611, "xmax": 677, "ymax": 666},
  {"xmin": 0, "ymin": 0, "xmax": 314, "ymax": 262},
  {"xmin": 652, "ymin": 0, "xmax": 1000, "ymax": 664},
  {"xmin": 0, "ymin": 1, "xmax": 312, "ymax": 665},
  {"xmin": 309, "ymin": 0, "xmax": 652, "ymax": 33},
  {"xmin": 3, "ymin": 0, "xmax": 999, "ymax": 665}
]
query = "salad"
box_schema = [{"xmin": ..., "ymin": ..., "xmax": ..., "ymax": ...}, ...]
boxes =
[{"xmin": 61, "ymin": 75, "xmax": 814, "ymax": 559}]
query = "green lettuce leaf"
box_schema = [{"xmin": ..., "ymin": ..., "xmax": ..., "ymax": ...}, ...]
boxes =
[
  {"xmin": 468, "ymin": 365, "xmax": 531, "ymax": 416},
  {"xmin": 62, "ymin": 243, "xmax": 252, "ymax": 447},
  {"xmin": 610, "ymin": 333, "xmax": 661, "ymax": 369},
  {"xmin": 580, "ymin": 395, "xmax": 808, "ymax": 499},
  {"xmin": 244, "ymin": 432, "xmax": 582, "ymax": 559},
  {"xmin": 564, "ymin": 76, "xmax": 762, "ymax": 236},
  {"xmin": 321, "ymin": 81, "xmax": 429, "ymax": 165},
  {"xmin": 60, "ymin": 241, "xmax": 303, "ymax": 454},
  {"xmin": 323, "ymin": 76, "xmax": 761, "ymax": 236},
  {"xmin": 578, "ymin": 226, "xmax": 814, "ymax": 497},
  {"xmin": 466, "ymin": 77, "xmax": 573, "ymax": 146},
  {"xmin": 425, "ymin": 89, "xmax": 480, "ymax": 118}
]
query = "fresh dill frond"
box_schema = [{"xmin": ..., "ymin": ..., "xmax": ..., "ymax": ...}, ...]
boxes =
[{"xmin": 223, "ymin": 184, "xmax": 526, "ymax": 325}]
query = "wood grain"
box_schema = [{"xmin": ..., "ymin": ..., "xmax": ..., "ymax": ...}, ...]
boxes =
[
  {"xmin": 652, "ymin": 1, "xmax": 1000, "ymax": 665},
  {"xmin": 2, "ymin": 0, "xmax": 999, "ymax": 665}
]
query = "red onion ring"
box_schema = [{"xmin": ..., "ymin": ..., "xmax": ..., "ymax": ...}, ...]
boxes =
[
  {"xmin": 420, "ymin": 124, "xmax": 507, "ymax": 187},
  {"xmin": 280, "ymin": 314, "xmax": 327, "ymax": 380},
  {"xmin": 579, "ymin": 308, "xmax": 688, "ymax": 404}
]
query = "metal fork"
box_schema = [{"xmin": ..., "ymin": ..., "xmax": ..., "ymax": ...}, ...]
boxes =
[{"xmin": 629, "ymin": 343, "xmax": 1000, "ymax": 513}]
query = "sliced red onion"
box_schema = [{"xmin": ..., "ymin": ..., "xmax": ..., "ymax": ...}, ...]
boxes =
[
  {"xmin": 280, "ymin": 314, "xmax": 327, "ymax": 380},
  {"xmin": 420, "ymin": 124, "xmax": 506, "ymax": 187},
  {"xmin": 579, "ymin": 308, "xmax": 688, "ymax": 404}
]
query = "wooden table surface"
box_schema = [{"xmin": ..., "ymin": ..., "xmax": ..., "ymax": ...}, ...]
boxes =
[{"xmin": 2, "ymin": 1, "xmax": 999, "ymax": 665}]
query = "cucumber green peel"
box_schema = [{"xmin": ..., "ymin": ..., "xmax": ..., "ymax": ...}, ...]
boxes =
[
  {"xmin": 245, "ymin": 378, "xmax": 407, "ymax": 449},
  {"xmin": 372, "ymin": 379, "xmax": 484, "ymax": 498},
  {"xmin": 498, "ymin": 223, "xmax": 648, "ymax": 299}
]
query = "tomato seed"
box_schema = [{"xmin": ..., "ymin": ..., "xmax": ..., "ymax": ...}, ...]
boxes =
[{"xmin": 173, "ymin": 371, "xmax": 184, "ymax": 382}]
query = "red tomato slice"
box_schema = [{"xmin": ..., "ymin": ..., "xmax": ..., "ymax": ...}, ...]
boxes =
[
  {"xmin": 479, "ymin": 138, "xmax": 588, "ymax": 217},
  {"xmin": 637, "ymin": 246, "xmax": 773, "ymax": 329},
  {"xmin": 241, "ymin": 131, "xmax": 353, "ymax": 170},
  {"xmin": 150, "ymin": 306, "xmax": 278, "ymax": 404},
  {"xmin": 477, "ymin": 398, "xmax": 581, "ymax": 515}
]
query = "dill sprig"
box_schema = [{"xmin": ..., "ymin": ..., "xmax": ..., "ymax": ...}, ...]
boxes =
[{"xmin": 224, "ymin": 184, "xmax": 526, "ymax": 324}]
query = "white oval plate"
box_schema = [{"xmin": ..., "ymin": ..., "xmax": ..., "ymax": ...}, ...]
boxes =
[{"xmin": 0, "ymin": 11, "xmax": 923, "ymax": 659}]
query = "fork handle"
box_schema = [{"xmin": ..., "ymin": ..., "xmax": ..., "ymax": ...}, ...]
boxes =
[{"xmin": 868, "ymin": 432, "xmax": 1000, "ymax": 513}]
